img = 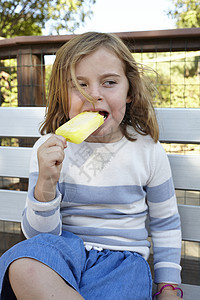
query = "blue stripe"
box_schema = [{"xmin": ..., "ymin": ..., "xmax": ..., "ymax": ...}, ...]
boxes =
[
  {"xmin": 35, "ymin": 206, "xmax": 60, "ymax": 217},
  {"xmin": 146, "ymin": 177, "xmax": 175, "ymax": 203},
  {"xmin": 28, "ymin": 172, "xmax": 61, "ymax": 205},
  {"xmin": 149, "ymin": 213, "xmax": 181, "ymax": 231},
  {"xmin": 62, "ymin": 224, "xmax": 148, "ymax": 240},
  {"xmin": 22, "ymin": 208, "xmax": 61, "ymax": 237},
  {"xmin": 59, "ymin": 182, "xmax": 146, "ymax": 204},
  {"xmin": 61, "ymin": 207, "xmax": 147, "ymax": 219},
  {"xmin": 154, "ymin": 267, "xmax": 181, "ymax": 284},
  {"xmin": 153, "ymin": 247, "xmax": 181, "ymax": 265},
  {"xmin": 28, "ymin": 172, "xmax": 38, "ymax": 189}
]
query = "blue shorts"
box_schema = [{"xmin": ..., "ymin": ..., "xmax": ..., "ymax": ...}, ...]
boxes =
[{"xmin": 0, "ymin": 231, "xmax": 152, "ymax": 300}]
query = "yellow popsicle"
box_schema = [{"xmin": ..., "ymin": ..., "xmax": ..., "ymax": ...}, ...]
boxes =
[{"xmin": 55, "ymin": 111, "xmax": 104, "ymax": 144}]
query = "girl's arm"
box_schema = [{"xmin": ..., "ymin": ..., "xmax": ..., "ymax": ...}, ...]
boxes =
[
  {"xmin": 146, "ymin": 142, "xmax": 182, "ymax": 295},
  {"xmin": 21, "ymin": 134, "xmax": 67, "ymax": 239},
  {"xmin": 35, "ymin": 135, "xmax": 67, "ymax": 202}
]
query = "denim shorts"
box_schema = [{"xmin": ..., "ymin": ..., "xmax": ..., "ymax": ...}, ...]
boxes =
[{"xmin": 0, "ymin": 231, "xmax": 152, "ymax": 300}]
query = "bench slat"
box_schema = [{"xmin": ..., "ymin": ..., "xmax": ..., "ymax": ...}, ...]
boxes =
[
  {"xmin": 169, "ymin": 154, "xmax": 200, "ymax": 191},
  {"xmin": 0, "ymin": 107, "xmax": 45, "ymax": 137},
  {"xmin": 156, "ymin": 108, "xmax": 200, "ymax": 143},
  {"xmin": 0, "ymin": 191, "xmax": 198, "ymax": 242},
  {"xmin": 1, "ymin": 107, "xmax": 200, "ymax": 143},
  {"xmin": 179, "ymin": 283, "xmax": 200, "ymax": 300},
  {"xmin": 0, "ymin": 147, "xmax": 32, "ymax": 178},
  {"xmin": 178, "ymin": 204, "xmax": 200, "ymax": 242},
  {"xmin": 1, "ymin": 147, "xmax": 200, "ymax": 191},
  {"xmin": 0, "ymin": 190, "xmax": 26, "ymax": 222}
]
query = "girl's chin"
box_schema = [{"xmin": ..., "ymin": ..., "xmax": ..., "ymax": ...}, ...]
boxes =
[{"xmin": 86, "ymin": 127, "xmax": 123, "ymax": 143}]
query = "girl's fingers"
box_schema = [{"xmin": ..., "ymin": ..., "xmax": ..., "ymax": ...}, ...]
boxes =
[
  {"xmin": 42, "ymin": 134, "xmax": 67, "ymax": 150},
  {"xmin": 43, "ymin": 146, "xmax": 65, "ymax": 166},
  {"xmin": 37, "ymin": 135, "xmax": 67, "ymax": 171}
]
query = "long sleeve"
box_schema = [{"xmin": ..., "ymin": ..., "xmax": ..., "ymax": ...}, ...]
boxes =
[
  {"xmin": 21, "ymin": 135, "xmax": 63, "ymax": 239},
  {"xmin": 146, "ymin": 143, "xmax": 182, "ymax": 284}
]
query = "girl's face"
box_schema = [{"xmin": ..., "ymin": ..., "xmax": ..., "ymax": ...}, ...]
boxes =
[{"xmin": 68, "ymin": 47, "xmax": 131, "ymax": 143}]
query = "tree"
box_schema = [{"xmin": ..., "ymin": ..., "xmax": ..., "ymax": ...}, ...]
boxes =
[
  {"xmin": 167, "ymin": 0, "xmax": 200, "ymax": 28},
  {"xmin": 166, "ymin": 0, "xmax": 200, "ymax": 85},
  {"xmin": 0, "ymin": 0, "xmax": 96, "ymax": 38}
]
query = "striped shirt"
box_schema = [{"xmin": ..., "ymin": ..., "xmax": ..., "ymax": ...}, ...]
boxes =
[{"xmin": 22, "ymin": 130, "xmax": 182, "ymax": 284}]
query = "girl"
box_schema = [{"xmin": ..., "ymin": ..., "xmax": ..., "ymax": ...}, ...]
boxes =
[{"xmin": 0, "ymin": 32, "xmax": 182, "ymax": 300}]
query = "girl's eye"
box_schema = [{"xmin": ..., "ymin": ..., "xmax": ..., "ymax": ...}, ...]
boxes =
[
  {"xmin": 104, "ymin": 80, "xmax": 117, "ymax": 86},
  {"xmin": 79, "ymin": 82, "xmax": 87, "ymax": 88}
]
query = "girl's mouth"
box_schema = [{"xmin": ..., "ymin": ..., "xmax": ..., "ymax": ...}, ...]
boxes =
[{"xmin": 99, "ymin": 111, "xmax": 109, "ymax": 120}]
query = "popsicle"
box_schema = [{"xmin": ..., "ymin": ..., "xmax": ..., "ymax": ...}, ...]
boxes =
[{"xmin": 55, "ymin": 111, "xmax": 104, "ymax": 144}]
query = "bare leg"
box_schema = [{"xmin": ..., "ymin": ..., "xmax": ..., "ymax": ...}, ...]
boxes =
[{"xmin": 8, "ymin": 258, "xmax": 84, "ymax": 300}]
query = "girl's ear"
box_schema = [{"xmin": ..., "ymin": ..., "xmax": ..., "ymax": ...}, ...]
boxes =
[{"xmin": 126, "ymin": 96, "xmax": 132, "ymax": 103}]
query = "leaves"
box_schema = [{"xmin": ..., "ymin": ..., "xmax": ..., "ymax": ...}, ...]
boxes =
[
  {"xmin": 167, "ymin": 0, "xmax": 200, "ymax": 28},
  {"xmin": 0, "ymin": 59, "xmax": 18, "ymax": 107},
  {"xmin": 0, "ymin": 0, "xmax": 96, "ymax": 37}
]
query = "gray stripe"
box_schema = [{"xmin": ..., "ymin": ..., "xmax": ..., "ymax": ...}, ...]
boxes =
[
  {"xmin": 146, "ymin": 177, "xmax": 175, "ymax": 203},
  {"xmin": 153, "ymin": 247, "xmax": 181, "ymax": 264},
  {"xmin": 155, "ymin": 267, "xmax": 181, "ymax": 284},
  {"xmin": 22, "ymin": 208, "xmax": 61, "ymax": 237},
  {"xmin": 35, "ymin": 206, "xmax": 60, "ymax": 217},
  {"xmin": 59, "ymin": 182, "xmax": 146, "ymax": 205},
  {"xmin": 61, "ymin": 207, "xmax": 148, "ymax": 219},
  {"xmin": 150, "ymin": 213, "xmax": 181, "ymax": 231}
]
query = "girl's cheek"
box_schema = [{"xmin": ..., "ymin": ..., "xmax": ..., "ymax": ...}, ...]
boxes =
[{"xmin": 112, "ymin": 106, "xmax": 126, "ymax": 123}]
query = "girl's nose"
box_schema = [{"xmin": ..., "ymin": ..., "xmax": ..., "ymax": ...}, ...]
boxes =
[{"xmin": 89, "ymin": 86, "xmax": 103, "ymax": 101}]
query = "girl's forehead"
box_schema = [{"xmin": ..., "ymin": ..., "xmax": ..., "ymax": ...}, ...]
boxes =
[
  {"xmin": 77, "ymin": 47, "xmax": 121, "ymax": 66},
  {"xmin": 74, "ymin": 47, "xmax": 126, "ymax": 76}
]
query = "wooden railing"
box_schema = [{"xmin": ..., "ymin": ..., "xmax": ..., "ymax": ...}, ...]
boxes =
[{"xmin": 0, "ymin": 28, "xmax": 200, "ymax": 106}]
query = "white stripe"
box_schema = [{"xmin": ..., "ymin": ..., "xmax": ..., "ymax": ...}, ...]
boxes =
[
  {"xmin": 152, "ymin": 230, "xmax": 182, "ymax": 248},
  {"xmin": 148, "ymin": 195, "xmax": 178, "ymax": 218},
  {"xmin": 65, "ymin": 198, "xmax": 147, "ymax": 215},
  {"xmin": 60, "ymin": 136, "xmax": 155, "ymax": 186},
  {"xmin": 26, "ymin": 206, "xmax": 60, "ymax": 232},
  {"xmin": 63, "ymin": 214, "xmax": 147, "ymax": 230},
  {"xmin": 99, "ymin": 235, "xmax": 140, "ymax": 242},
  {"xmin": 83, "ymin": 242, "xmax": 150, "ymax": 260},
  {"xmin": 154, "ymin": 262, "xmax": 182, "ymax": 271}
]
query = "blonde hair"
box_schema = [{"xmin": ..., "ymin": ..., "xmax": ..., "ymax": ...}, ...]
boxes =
[{"xmin": 40, "ymin": 31, "xmax": 159, "ymax": 142}]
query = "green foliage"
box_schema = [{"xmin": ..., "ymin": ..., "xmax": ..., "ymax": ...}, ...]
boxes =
[
  {"xmin": 134, "ymin": 51, "xmax": 200, "ymax": 108},
  {"xmin": 0, "ymin": 0, "xmax": 95, "ymax": 107},
  {"xmin": 45, "ymin": 62, "xmax": 54, "ymax": 98},
  {"xmin": 0, "ymin": 59, "xmax": 18, "ymax": 107},
  {"xmin": 0, "ymin": 0, "xmax": 96, "ymax": 38},
  {"xmin": 167, "ymin": 0, "xmax": 200, "ymax": 28},
  {"xmin": 164, "ymin": 1, "xmax": 200, "ymax": 108}
]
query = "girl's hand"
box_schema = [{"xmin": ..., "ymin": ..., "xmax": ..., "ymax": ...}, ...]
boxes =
[
  {"xmin": 34, "ymin": 135, "xmax": 67, "ymax": 202},
  {"xmin": 155, "ymin": 283, "xmax": 183, "ymax": 300},
  {"xmin": 156, "ymin": 284, "xmax": 183, "ymax": 300},
  {"xmin": 158, "ymin": 293, "xmax": 183, "ymax": 300}
]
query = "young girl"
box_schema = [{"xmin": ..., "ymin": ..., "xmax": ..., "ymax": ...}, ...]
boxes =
[{"xmin": 0, "ymin": 32, "xmax": 182, "ymax": 300}]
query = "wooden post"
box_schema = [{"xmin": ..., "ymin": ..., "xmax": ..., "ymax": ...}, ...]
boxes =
[
  {"xmin": 16, "ymin": 51, "xmax": 46, "ymax": 191},
  {"xmin": 17, "ymin": 50, "xmax": 46, "ymax": 106}
]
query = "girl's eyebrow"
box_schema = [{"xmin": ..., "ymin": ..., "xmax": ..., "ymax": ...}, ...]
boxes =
[
  {"xmin": 76, "ymin": 73, "xmax": 121, "ymax": 79},
  {"xmin": 101, "ymin": 73, "xmax": 121, "ymax": 78}
]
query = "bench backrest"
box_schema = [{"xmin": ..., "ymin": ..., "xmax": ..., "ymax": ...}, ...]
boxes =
[{"xmin": 0, "ymin": 106, "xmax": 200, "ymax": 298}]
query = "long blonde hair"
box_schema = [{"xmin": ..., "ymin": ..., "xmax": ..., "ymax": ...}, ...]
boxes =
[{"xmin": 40, "ymin": 31, "xmax": 159, "ymax": 142}]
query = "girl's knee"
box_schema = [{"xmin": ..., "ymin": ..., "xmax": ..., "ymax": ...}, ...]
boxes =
[{"xmin": 8, "ymin": 258, "xmax": 39, "ymax": 284}]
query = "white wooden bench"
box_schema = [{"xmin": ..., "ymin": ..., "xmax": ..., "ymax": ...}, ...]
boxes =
[{"xmin": 0, "ymin": 106, "xmax": 200, "ymax": 299}]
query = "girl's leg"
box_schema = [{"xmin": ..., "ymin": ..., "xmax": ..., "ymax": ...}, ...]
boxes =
[{"xmin": 8, "ymin": 258, "xmax": 84, "ymax": 300}]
